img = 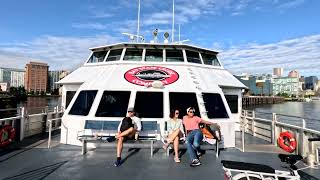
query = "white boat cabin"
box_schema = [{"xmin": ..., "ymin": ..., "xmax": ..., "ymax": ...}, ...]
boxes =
[{"xmin": 57, "ymin": 42, "xmax": 246, "ymax": 148}]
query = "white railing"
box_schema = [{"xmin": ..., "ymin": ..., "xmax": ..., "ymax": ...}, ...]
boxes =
[
  {"xmin": 0, "ymin": 106, "xmax": 64, "ymax": 142},
  {"xmin": 240, "ymin": 109, "xmax": 320, "ymax": 163}
]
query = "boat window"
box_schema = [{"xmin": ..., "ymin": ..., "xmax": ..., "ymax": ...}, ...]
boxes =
[
  {"xmin": 95, "ymin": 91, "xmax": 131, "ymax": 117},
  {"xmin": 87, "ymin": 51, "xmax": 107, "ymax": 63},
  {"xmin": 169, "ymin": 92, "xmax": 200, "ymax": 117},
  {"xmin": 66, "ymin": 91, "xmax": 76, "ymax": 108},
  {"xmin": 145, "ymin": 49, "xmax": 163, "ymax": 62},
  {"xmin": 123, "ymin": 48, "xmax": 143, "ymax": 61},
  {"xmin": 225, "ymin": 95, "xmax": 238, "ymax": 113},
  {"xmin": 134, "ymin": 92, "xmax": 163, "ymax": 118},
  {"xmin": 201, "ymin": 53, "xmax": 220, "ymax": 66},
  {"xmin": 202, "ymin": 93, "xmax": 229, "ymax": 118},
  {"xmin": 106, "ymin": 49, "xmax": 123, "ymax": 61},
  {"xmin": 69, "ymin": 90, "xmax": 97, "ymax": 116},
  {"xmin": 186, "ymin": 50, "xmax": 202, "ymax": 64},
  {"xmin": 166, "ymin": 49, "xmax": 184, "ymax": 62}
]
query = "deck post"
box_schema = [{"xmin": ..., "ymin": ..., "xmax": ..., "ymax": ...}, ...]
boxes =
[
  {"xmin": 48, "ymin": 120, "xmax": 52, "ymax": 149},
  {"xmin": 298, "ymin": 119, "xmax": 306, "ymax": 156},
  {"xmin": 272, "ymin": 113, "xmax": 277, "ymax": 146},
  {"xmin": 252, "ymin": 111, "xmax": 256, "ymax": 136},
  {"xmin": 20, "ymin": 107, "xmax": 25, "ymax": 141},
  {"xmin": 150, "ymin": 140, "xmax": 154, "ymax": 157}
]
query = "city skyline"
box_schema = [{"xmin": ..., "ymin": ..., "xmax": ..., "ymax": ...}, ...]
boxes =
[{"xmin": 0, "ymin": 0, "xmax": 319, "ymax": 77}]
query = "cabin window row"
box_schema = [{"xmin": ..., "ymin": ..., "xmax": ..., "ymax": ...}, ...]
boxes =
[
  {"xmin": 87, "ymin": 48, "xmax": 220, "ymax": 66},
  {"xmin": 68, "ymin": 91, "xmax": 237, "ymax": 118}
]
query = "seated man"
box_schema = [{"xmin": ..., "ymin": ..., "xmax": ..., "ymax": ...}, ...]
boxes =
[
  {"xmin": 183, "ymin": 107, "xmax": 220, "ymax": 167},
  {"xmin": 114, "ymin": 107, "xmax": 141, "ymax": 167}
]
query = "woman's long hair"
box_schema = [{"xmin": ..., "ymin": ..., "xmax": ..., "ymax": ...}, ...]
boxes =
[{"xmin": 169, "ymin": 109, "xmax": 179, "ymax": 119}]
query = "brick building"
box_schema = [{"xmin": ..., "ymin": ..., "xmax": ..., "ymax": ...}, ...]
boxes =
[{"xmin": 25, "ymin": 62, "xmax": 49, "ymax": 93}]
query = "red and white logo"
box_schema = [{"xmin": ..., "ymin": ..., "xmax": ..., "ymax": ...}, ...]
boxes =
[{"xmin": 124, "ymin": 66, "xmax": 179, "ymax": 87}]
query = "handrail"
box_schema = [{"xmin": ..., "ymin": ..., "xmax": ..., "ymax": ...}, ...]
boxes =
[{"xmin": 47, "ymin": 117, "xmax": 62, "ymax": 149}]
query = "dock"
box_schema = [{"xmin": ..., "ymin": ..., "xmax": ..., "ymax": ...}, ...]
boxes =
[{"xmin": 242, "ymin": 96, "xmax": 284, "ymax": 107}]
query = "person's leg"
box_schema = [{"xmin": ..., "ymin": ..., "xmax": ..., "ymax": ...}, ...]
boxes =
[
  {"xmin": 167, "ymin": 129, "xmax": 180, "ymax": 143},
  {"xmin": 173, "ymin": 136, "xmax": 179, "ymax": 158},
  {"xmin": 193, "ymin": 129, "xmax": 204, "ymax": 154},
  {"xmin": 186, "ymin": 131, "xmax": 197, "ymax": 161},
  {"xmin": 117, "ymin": 127, "xmax": 134, "ymax": 138},
  {"xmin": 116, "ymin": 136, "xmax": 124, "ymax": 158}
]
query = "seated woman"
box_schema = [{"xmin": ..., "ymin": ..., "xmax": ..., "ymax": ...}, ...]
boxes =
[{"xmin": 163, "ymin": 109, "xmax": 185, "ymax": 163}]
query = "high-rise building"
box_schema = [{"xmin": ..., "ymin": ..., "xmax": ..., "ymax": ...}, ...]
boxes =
[
  {"xmin": 273, "ymin": 68, "xmax": 283, "ymax": 77},
  {"xmin": 273, "ymin": 77, "xmax": 302, "ymax": 97},
  {"xmin": 0, "ymin": 67, "xmax": 12, "ymax": 83},
  {"xmin": 10, "ymin": 69, "xmax": 25, "ymax": 87},
  {"xmin": 0, "ymin": 67, "xmax": 25, "ymax": 88},
  {"xmin": 305, "ymin": 76, "xmax": 319, "ymax": 90},
  {"xmin": 288, "ymin": 70, "xmax": 300, "ymax": 78},
  {"xmin": 25, "ymin": 62, "xmax": 49, "ymax": 93},
  {"xmin": 235, "ymin": 75, "xmax": 273, "ymax": 96},
  {"xmin": 49, "ymin": 71, "xmax": 62, "ymax": 92}
]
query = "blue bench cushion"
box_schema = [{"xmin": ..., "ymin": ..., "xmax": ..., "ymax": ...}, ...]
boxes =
[{"xmin": 84, "ymin": 120, "xmax": 158, "ymax": 132}]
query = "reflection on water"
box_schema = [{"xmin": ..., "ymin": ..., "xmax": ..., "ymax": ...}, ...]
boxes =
[
  {"xmin": 246, "ymin": 101, "xmax": 320, "ymax": 130},
  {"xmin": 17, "ymin": 96, "xmax": 61, "ymax": 114}
]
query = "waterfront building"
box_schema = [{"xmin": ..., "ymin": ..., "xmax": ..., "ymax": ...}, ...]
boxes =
[
  {"xmin": 25, "ymin": 62, "xmax": 49, "ymax": 93},
  {"xmin": 273, "ymin": 67, "xmax": 283, "ymax": 77},
  {"xmin": 0, "ymin": 67, "xmax": 25, "ymax": 88},
  {"xmin": 305, "ymin": 76, "xmax": 318, "ymax": 90},
  {"xmin": 49, "ymin": 71, "xmax": 62, "ymax": 93},
  {"xmin": 235, "ymin": 75, "xmax": 273, "ymax": 96},
  {"xmin": 0, "ymin": 67, "xmax": 12, "ymax": 84},
  {"xmin": 10, "ymin": 69, "xmax": 25, "ymax": 87},
  {"xmin": 299, "ymin": 76, "xmax": 305, "ymax": 90},
  {"xmin": 288, "ymin": 70, "xmax": 300, "ymax": 78},
  {"xmin": 273, "ymin": 77, "xmax": 301, "ymax": 97}
]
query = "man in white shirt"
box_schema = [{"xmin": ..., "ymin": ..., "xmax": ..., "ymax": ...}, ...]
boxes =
[{"xmin": 114, "ymin": 107, "xmax": 141, "ymax": 167}]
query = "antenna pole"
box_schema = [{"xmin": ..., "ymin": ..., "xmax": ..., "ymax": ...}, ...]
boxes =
[
  {"xmin": 179, "ymin": 24, "xmax": 181, "ymax": 42},
  {"xmin": 137, "ymin": 0, "xmax": 141, "ymax": 42},
  {"xmin": 172, "ymin": 0, "xmax": 175, "ymax": 43}
]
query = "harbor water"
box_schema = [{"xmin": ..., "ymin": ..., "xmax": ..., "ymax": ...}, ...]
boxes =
[{"xmin": 245, "ymin": 101, "xmax": 320, "ymax": 131}]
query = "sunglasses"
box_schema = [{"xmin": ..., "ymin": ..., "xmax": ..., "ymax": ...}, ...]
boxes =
[
  {"xmin": 175, "ymin": 112, "xmax": 179, "ymax": 115},
  {"xmin": 188, "ymin": 111, "xmax": 195, "ymax": 113}
]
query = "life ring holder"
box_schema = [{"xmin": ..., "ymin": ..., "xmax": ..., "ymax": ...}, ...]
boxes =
[
  {"xmin": 278, "ymin": 131, "xmax": 297, "ymax": 153},
  {"xmin": 0, "ymin": 125, "xmax": 16, "ymax": 147}
]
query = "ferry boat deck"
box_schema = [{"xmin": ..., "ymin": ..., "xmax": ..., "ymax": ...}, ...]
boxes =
[{"xmin": 1, "ymin": 132, "xmax": 320, "ymax": 180}]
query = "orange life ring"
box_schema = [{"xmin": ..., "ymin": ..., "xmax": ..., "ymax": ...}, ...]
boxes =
[
  {"xmin": 278, "ymin": 131, "xmax": 296, "ymax": 153},
  {"xmin": 0, "ymin": 125, "xmax": 16, "ymax": 147}
]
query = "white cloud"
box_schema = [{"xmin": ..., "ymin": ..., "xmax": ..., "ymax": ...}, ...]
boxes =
[
  {"xmin": 72, "ymin": 23, "xmax": 107, "ymax": 30},
  {"xmin": 219, "ymin": 34, "xmax": 320, "ymax": 77},
  {"xmin": 0, "ymin": 35, "xmax": 119, "ymax": 70},
  {"xmin": 277, "ymin": 0, "xmax": 305, "ymax": 10}
]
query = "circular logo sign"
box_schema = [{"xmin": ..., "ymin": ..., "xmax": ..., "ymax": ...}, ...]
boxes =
[{"xmin": 124, "ymin": 66, "xmax": 179, "ymax": 87}]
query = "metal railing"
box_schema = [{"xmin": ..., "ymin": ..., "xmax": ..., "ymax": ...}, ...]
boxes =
[
  {"xmin": 0, "ymin": 106, "xmax": 64, "ymax": 143},
  {"xmin": 240, "ymin": 109, "xmax": 320, "ymax": 164}
]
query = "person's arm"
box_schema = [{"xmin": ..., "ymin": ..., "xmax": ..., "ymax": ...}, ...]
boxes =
[
  {"xmin": 134, "ymin": 117, "xmax": 142, "ymax": 132},
  {"xmin": 178, "ymin": 120, "xmax": 185, "ymax": 135},
  {"xmin": 200, "ymin": 118, "xmax": 220, "ymax": 129},
  {"xmin": 117, "ymin": 119, "xmax": 123, "ymax": 133}
]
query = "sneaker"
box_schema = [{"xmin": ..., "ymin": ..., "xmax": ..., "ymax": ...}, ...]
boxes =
[
  {"xmin": 113, "ymin": 159, "xmax": 121, "ymax": 167},
  {"xmin": 190, "ymin": 159, "xmax": 201, "ymax": 167}
]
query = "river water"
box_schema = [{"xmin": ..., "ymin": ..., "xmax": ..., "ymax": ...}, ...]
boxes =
[{"xmin": 245, "ymin": 101, "xmax": 320, "ymax": 131}]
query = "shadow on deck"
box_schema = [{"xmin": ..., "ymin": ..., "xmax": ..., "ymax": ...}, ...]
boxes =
[{"xmin": 0, "ymin": 132, "xmax": 320, "ymax": 180}]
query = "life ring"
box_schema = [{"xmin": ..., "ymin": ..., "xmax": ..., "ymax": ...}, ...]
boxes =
[
  {"xmin": 0, "ymin": 125, "xmax": 16, "ymax": 147},
  {"xmin": 278, "ymin": 131, "xmax": 296, "ymax": 153}
]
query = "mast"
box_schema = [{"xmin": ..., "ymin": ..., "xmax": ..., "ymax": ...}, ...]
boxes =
[
  {"xmin": 172, "ymin": 0, "xmax": 174, "ymax": 43},
  {"xmin": 137, "ymin": 0, "xmax": 141, "ymax": 42}
]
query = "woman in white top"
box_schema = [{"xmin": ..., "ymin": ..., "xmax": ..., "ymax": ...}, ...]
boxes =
[{"xmin": 163, "ymin": 109, "xmax": 185, "ymax": 163}]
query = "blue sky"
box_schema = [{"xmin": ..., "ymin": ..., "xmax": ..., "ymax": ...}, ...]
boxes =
[{"xmin": 0, "ymin": 0, "xmax": 319, "ymax": 77}]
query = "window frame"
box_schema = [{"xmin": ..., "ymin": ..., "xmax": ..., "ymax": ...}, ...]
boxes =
[
  {"xmin": 95, "ymin": 91, "xmax": 131, "ymax": 117},
  {"xmin": 200, "ymin": 52, "xmax": 221, "ymax": 66},
  {"xmin": 134, "ymin": 91, "xmax": 164, "ymax": 118},
  {"xmin": 165, "ymin": 49, "xmax": 185, "ymax": 62},
  {"xmin": 68, "ymin": 90, "xmax": 98, "ymax": 116},
  {"xmin": 87, "ymin": 51, "xmax": 108, "ymax": 63},
  {"xmin": 224, "ymin": 95, "xmax": 239, "ymax": 114},
  {"xmin": 123, "ymin": 48, "xmax": 144, "ymax": 62},
  {"xmin": 202, "ymin": 93, "xmax": 229, "ymax": 119},
  {"xmin": 144, "ymin": 49, "xmax": 164, "ymax": 62},
  {"xmin": 105, "ymin": 48, "xmax": 124, "ymax": 62},
  {"xmin": 185, "ymin": 50, "xmax": 203, "ymax": 64}
]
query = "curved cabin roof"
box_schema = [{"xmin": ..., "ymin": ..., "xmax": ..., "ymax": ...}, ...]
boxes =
[{"xmin": 58, "ymin": 42, "xmax": 246, "ymax": 90}]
